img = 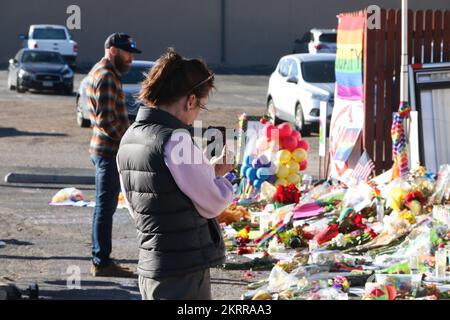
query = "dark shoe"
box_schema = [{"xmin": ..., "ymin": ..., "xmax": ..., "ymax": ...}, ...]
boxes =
[{"xmin": 90, "ymin": 262, "xmax": 135, "ymax": 278}]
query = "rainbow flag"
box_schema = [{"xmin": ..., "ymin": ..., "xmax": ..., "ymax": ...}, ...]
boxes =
[
  {"xmin": 333, "ymin": 127, "xmax": 362, "ymax": 162},
  {"xmin": 335, "ymin": 15, "xmax": 365, "ymax": 101}
]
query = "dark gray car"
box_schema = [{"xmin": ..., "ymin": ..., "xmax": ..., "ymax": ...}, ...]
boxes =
[
  {"xmin": 7, "ymin": 49, "xmax": 74, "ymax": 94},
  {"xmin": 76, "ymin": 60, "xmax": 154, "ymax": 127}
]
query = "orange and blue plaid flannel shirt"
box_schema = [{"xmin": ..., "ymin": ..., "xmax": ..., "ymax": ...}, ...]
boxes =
[{"xmin": 86, "ymin": 58, "xmax": 130, "ymax": 157}]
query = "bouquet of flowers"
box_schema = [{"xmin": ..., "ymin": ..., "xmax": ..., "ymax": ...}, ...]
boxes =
[
  {"xmin": 278, "ymin": 225, "xmax": 314, "ymax": 249},
  {"xmin": 314, "ymin": 209, "xmax": 377, "ymax": 245},
  {"xmin": 234, "ymin": 225, "xmax": 255, "ymax": 255},
  {"xmin": 328, "ymin": 276, "xmax": 350, "ymax": 292},
  {"xmin": 273, "ymin": 183, "xmax": 301, "ymax": 207},
  {"xmin": 404, "ymin": 191, "xmax": 426, "ymax": 216},
  {"xmin": 327, "ymin": 229, "xmax": 375, "ymax": 250}
]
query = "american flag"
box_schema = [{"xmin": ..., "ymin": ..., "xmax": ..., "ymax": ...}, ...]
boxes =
[{"xmin": 350, "ymin": 151, "xmax": 375, "ymax": 182}]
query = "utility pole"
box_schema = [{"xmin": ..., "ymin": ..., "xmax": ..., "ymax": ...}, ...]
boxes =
[{"xmin": 221, "ymin": 0, "xmax": 226, "ymax": 64}]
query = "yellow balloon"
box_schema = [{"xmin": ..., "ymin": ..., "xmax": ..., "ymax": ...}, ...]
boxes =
[
  {"xmin": 276, "ymin": 149, "xmax": 292, "ymax": 164},
  {"xmin": 275, "ymin": 178, "xmax": 288, "ymax": 186},
  {"xmin": 276, "ymin": 164, "xmax": 289, "ymax": 179},
  {"xmin": 286, "ymin": 160, "xmax": 300, "ymax": 174},
  {"xmin": 286, "ymin": 174, "xmax": 301, "ymax": 185},
  {"xmin": 292, "ymin": 148, "xmax": 307, "ymax": 163}
]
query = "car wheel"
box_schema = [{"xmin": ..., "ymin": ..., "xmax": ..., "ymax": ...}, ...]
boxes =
[
  {"xmin": 295, "ymin": 103, "xmax": 311, "ymax": 136},
  {"xmin": 76, "ymin": 98, "xmax": 91, "ymax": 128},
  {"xmin": 16, "ymin": 79, "xmax": 26, "ymax": 93},
  {"xmin": 267, "ymin": 98, "xmax": 280, "ymax": 125}
]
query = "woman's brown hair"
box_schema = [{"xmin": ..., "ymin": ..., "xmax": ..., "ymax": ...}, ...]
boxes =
[{"xmin": 139, "ymin": 47, "xmax": 215, "ymax": 107}]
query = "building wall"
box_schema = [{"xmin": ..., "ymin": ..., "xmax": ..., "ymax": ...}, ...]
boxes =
[{"xmin": 0, "ymin": 0, "xmax": 449, "ymax": 71}]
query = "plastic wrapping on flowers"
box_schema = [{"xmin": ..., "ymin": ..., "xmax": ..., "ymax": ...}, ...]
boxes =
[{"xmin": 228, "ymin": 120, "xmax": 450, "ymax": 300}]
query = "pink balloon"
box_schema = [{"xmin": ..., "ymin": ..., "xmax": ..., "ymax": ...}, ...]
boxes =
[
  {"xmin": 278, "ymin": 122, "xmax": 293, "ymax": 139},
  {"xmin": 291, "ymin": 130, "xmax": 302, "ymax": 141},
  {"xmin": 282, "ymin": 136, "xmax": 297, "ymax": 152},
  {"xmin": 300, "ymin": 159, "xmax": 308, "ymax": 171},
  {"xmin": 297, "ymin": 140, "xmax": 310, "ymax": 152},
  {"xmin": 263, "ymin": 124, "xmax": 278, "ymax": 141}
]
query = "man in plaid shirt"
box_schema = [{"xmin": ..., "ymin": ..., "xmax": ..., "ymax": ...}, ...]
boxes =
[{"xmin": 87, "ymin": 33, "xmax": 141, "ymax": 277}]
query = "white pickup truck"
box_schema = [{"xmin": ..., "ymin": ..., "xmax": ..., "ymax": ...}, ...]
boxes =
[{"xmin": 20, "ymin": 25, "xmax": 78, "ymax": 68}]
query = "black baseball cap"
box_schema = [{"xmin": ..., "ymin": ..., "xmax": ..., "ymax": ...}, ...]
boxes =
[{"xmin": 104, "ymin": 33, "xmax": 142, "ymax": 54}]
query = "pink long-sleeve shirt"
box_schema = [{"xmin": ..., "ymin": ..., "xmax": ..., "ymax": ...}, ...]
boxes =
[{"xmin": 163, "ymin": 131, "xmax": 234, "ymax": 219}]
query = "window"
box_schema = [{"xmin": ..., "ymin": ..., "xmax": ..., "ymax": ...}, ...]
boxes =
[
  {"xmin": 278, "ymin": 60, "xmax": 290, "ymax": 77},
  {"xmin": 22, "ymin": 51, "xmax": 64, "ymax": 64},
  {"xmin": 32, "ymin": 28, "xmax": 67, "ymax": 40},
  {"xmin": 301, "ymin": 60, "xmax": 336, "ymax": 83},
  {"xmin": 289, "ymin": 60, "xmax": 299, "ymax": 78},
  {"xmin": 122, "ymin": 65, "xmax": 153, "ymax": 84},
  {"xmin": 318, "ymin": 33, "xmax": 337, "ymax": 43}
]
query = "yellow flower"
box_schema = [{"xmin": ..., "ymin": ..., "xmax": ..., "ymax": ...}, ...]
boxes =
[
  {"xmin": 342, "ymin": 279, "xmax": 350, "ymax": 290},
  {"xmin": 400, "ymin": 209, "xmax": 416, "ymax": 224},
  {"xmin": 418, "ymin": 166, "xmax": 426, "ymax": 176}
]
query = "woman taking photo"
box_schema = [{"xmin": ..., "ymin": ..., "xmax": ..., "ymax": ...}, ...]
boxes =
[{"xmin": 117, "ymin": 48, "xmax": 234, "ymax": 300}]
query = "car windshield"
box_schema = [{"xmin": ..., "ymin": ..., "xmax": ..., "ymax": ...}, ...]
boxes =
[
  {"xmin": 32, "ymin": 28, "xmax": 67, "ymax": 40},
  {"xmin": 122, "ymin": 65, "xmax": 152, "ymax": 84},
  {"xmin": 301, "ymin": 60, "xmax": 336, "ymax": 83},
  {"xmin": 318, "ymin": 33, "xmax": 337, "ymax": 43},
  {"xmin": 22, "ymin": 51, "xmax": 64, "ymax": 64}
]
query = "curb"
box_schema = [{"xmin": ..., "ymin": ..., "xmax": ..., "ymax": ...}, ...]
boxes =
[{"xmin": 4, "ymin": 173, "xmax": 95, "ymax": 185}]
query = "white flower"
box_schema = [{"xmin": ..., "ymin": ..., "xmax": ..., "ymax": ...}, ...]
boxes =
[{"xmin": 331, "ymin": 233, "xmax": 348, "ymax": 247}]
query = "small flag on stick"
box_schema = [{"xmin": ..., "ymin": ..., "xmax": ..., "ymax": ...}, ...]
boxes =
[{"xmin": 350, "ymin": 151, "xmax": 375, "ymax": 182}]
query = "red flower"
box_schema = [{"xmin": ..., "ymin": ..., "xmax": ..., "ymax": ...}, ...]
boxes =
[
  {"xmin": 314, "ymin": 223, "xmax": 339, "ymax": 245},
  {"xmin": 352, "ymin": 214, "xmax": 363, "ymax": 225},
  {"xmin": 371, "ymin": 289, "xmax": 385, "ymax": 298},
  {"xmin": 405, "ymin": 191, "xmax": 426, "ymax": 206},
  {"xmin": 274, "ymin": 184, "xmax": 301, "ymax": 205},
  {"xmin": 367, "ymin": 228, "xmax": 377, "ymax": 239}
]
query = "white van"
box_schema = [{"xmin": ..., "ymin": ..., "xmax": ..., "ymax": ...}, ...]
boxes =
[{"xmin": 21, "ymin": 25, "xmax": 78, "ymax": 68}]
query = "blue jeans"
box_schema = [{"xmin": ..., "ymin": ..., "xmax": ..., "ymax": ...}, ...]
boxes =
[{"xmin": 90, "ymin": 154, "xmax": 121, "ymax": 267}]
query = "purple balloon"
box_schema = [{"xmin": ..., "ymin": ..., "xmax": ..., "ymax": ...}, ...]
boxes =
[
  {"xmin": 251, "ymin": 158, "xmax": 263, "ymax": 169},
  {"xmin": 267, "ymin": 175, "xmax": 277, "ymax": 184},
  {"xmin": 262, "ymin": 161, "xmax": 272, "ymax": 168},
  {"xmin": 258, "ymin": 155, "xmax": 272, "ymax": 168}
]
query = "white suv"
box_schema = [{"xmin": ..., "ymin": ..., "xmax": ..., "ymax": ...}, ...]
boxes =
[
  {"xmin": 267, "ymin": 54, "xmax": 336, "ymax": 135},
  {"xmin": 21, "ymin": 25, "xmax": 78, "ymax": 68},
  {"xmin": 293, "ymin": 28, "xmax": 337, "ymax": 54}
]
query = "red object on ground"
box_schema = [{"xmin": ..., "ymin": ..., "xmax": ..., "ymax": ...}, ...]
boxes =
[
  {"xmin": 314, "ymin": 223, "xmax": 339, "ymax": 245},
  {"xmin": 334, "ymin": 263, "xmax": 363, "ymax": 272}
]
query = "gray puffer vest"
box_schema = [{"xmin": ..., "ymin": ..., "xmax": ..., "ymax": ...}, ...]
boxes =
[{"xmin": 117, "ymin": 107, "xmax": 226, "ymax": 279}]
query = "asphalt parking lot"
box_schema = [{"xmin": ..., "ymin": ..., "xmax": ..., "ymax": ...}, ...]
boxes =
[{"xmin": 0, "ymin": 69, "xmax": 320, "ymax": 299}]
